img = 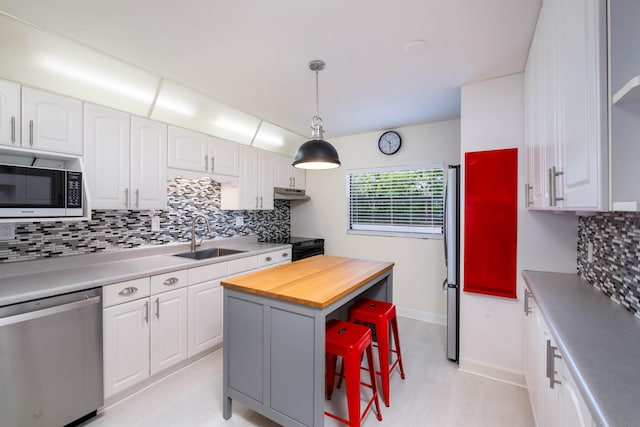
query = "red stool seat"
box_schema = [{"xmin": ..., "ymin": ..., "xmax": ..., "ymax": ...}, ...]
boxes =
[
  {"xmin": 348, "ymin": 299, "xmax": 405, "ymax": 407},
  {"xmin": 325, "ymin": 319, "xmax": 382, "ymax": 427}
]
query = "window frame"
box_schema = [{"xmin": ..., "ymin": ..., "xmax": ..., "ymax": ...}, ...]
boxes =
[{"xmin": 345, "ymin": 162, "xmax": 446, "ymax": 239}]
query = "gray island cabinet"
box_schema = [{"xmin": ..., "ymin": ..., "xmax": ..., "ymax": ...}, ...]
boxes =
[{"xmin": 221, "ymin": 255, "xmax": 394, "ymax": 426}]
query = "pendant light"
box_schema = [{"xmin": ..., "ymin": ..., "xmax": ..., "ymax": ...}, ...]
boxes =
[{"xmin": 292, "ymin": 60, "xmax": 341, "ymax": 169}]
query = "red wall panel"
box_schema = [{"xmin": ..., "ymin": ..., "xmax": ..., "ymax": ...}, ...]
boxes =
[{"xmin": 463, "ymin": 148, "xmax": 518, "ymax": 299}]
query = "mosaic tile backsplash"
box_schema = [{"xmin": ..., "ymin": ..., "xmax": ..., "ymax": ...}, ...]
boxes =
[
  {"xmin": 0, "ymin": 177, "xmax": 290, "ymax": 263},
  {"xmin": 577, "ymin": 212, "xmax": 640, "ymax": 319}
]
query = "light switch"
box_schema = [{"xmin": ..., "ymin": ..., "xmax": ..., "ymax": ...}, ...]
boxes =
[{"xmin": 151, "ymin": 216, "xmax": 161, "ymax": 231}]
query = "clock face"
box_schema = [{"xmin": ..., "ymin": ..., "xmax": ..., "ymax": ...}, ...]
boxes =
[{"xmin": 378, "ymin": 131, "xmax": 401, "ymax": 155}]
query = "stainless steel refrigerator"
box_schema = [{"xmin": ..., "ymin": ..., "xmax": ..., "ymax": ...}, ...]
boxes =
[{"xmin": 443, "ymin": 164, "xmax": 460, "ymax": 362}]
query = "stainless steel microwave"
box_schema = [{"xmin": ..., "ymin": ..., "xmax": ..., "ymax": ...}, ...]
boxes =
[{"xmin": 0, "ymin": 163, "xmax": 83, "ymax": 217}]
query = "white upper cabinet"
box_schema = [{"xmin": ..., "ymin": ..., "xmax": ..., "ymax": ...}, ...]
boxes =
[
  {"xmin": 0, "ymin": 79, "xmax": 20, "ymax": 147},
  {"xmin": 84, "ymin": 103, "xmax": 131, "ymax": 209},
  {"xmin": 524, "ymin": 0, "xmax": 607, "ymax": 211},
  {"xmin": 131, "ymin": 116, "xmax": 167, "ymax": 210},
  {"xmin": 274, "ymin": 153, "xmax": 305, "ymax": 190},
  {"xmin": 85, "ymin": 108, "xmax": 166, "ymax": 211},
  {"xmin": 21, "ymin": 87, "xmax": 83, "ymax": 155},
  {"xmin": 221, "ymin": 145, "xmax": 274, "ymax": 210},
  {"xmin": 168, "ymin": 125, "xmax": 208, "ymax": 172},
  {"xmin": 209, "ymin": 136, "xmax": 239, "ymax": 176},
  {"xmin": 167, "ymin": 125, "xmax": 239, "ymax": 178}
]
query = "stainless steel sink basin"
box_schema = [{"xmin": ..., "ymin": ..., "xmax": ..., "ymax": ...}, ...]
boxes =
[{"xmin": 174, "ymin": 248, "xmax": 245, "ymax": 260}]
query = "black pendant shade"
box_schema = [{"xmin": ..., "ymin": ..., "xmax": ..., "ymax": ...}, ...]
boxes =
[
  {"xmin": 292, "ymin": 138, "xmax": 341, "ymax": 169},
  {"xmin": 293, "ymin": 59, "xmax": 341, "ymax": 170}
]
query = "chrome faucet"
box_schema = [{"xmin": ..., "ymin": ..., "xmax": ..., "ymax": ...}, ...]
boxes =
[{"xmin": 191, "ymin": 214, "xmax": 211, "ymax": 252}]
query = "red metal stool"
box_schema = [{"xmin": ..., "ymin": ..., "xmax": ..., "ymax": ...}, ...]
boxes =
[
  {"xmin": 325, "ymin": 319, "xmax": 383, "ymax": 427},
  {"xmin": 348, "ymin": 299, "xmax": 405, "ymax": 407}
]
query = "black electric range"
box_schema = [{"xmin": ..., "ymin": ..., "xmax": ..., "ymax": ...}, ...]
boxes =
[{"xmin": 265, "ymin": 236, "xmax": 324, "ymax": 261}]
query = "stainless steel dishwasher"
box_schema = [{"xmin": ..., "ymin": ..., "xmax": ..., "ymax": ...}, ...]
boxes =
[{"xmin": 0, "ymin": 287, "xmax": 103, "ymax": 427}]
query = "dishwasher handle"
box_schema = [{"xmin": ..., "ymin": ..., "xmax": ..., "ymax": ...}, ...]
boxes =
[{"xmin": 0, "ymin": 296, "xmax": 101, "ymax": 327}]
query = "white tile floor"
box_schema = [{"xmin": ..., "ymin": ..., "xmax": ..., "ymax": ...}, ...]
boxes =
[{"xmin": 81, "ymin": 318, "xmax": 534, "ymax": 427}]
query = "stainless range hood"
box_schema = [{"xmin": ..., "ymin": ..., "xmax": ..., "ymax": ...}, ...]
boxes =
[{"xmin": 274, "ymin": 187, "xmax": 310, "ymax": 201}]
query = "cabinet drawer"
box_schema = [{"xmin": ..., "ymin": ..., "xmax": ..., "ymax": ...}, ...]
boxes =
[
  {"xmin": 150, "ymin": 269, "xmax": 189, "ymax": 295},
  {"xmin": 228, "ymin": 255, "xmax": 259, "ymax": 275},
  {"xmin": 189, "ymin": 262, "xmax": 228, "ymax": 285},
  {"xmin": 259, "ymin": 249, "xmax": 291, "ymax": 268},
  {"xmin": 103, "ymin": 277, "xmax": 151, "ymax": 307}
]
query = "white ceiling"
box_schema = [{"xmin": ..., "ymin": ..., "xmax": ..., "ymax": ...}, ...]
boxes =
[{"xmin": 0, "ymin": 0, "xmax": 541, "ymax": 139}]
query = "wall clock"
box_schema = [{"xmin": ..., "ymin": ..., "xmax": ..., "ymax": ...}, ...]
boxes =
[{"xmin": 378, "ymin": 131, "xmax": 401, "ymax": 155}]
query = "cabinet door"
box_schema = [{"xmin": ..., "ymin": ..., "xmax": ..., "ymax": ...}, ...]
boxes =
[
  {"xmin": 131, "ymin": 117, "xmax": 167, "ymax": 210},
  {"xmin": 292, "ymin": 164, "xmax": 306, "ymax": 190},
  {"xmin": 103, "ymin": 298, "xmax": 150, "ymax": 398},
  {"xmin": 0, "ymin": 79, "xmax": 20, "ymax": 147},
  {"xmin": 560, "ymin": 362, "xmax": 594, "ymax": 427},
  {"xmin": 167, "ymin": 125, "xmax": 208, "ymax": 173},
  {"xmin": 209, "ymin": 136, "xmax": 239, "ymax": 176},
  {"xmin": 238, "ymin": 145, "xmax": 259, "ymax": 209},
  {"xmin": 557, "ymin": 0, "xmax": 607, "ymax": 210},
  {"xmin": 150, "ymin": 287, "xmax": 188, "ymax": 375},
  {"xmin": 274, "ymin": 153, "xmax": 292, "ymax": 188},
  {"xmin": 22, "ymin": 87, "xmax": 83, "ymax": 155},
  {"xmin": 258, "ymin": 150, "xmax": 274, "ymax": 210},
  {"xmin": 188, "ymin": 280, "xmax": 223, "ymax": 356},
  {"xmin": 84, "ymin": 104, "xmax": 131, "ymax": 209}
]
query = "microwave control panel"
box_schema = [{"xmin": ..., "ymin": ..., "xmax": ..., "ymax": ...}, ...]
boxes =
[{"xmin": 66, "ymin": 171, "xmax": 82, "ymax": 209}]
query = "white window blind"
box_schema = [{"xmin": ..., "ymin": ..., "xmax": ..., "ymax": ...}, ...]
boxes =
[{"xmin": 347, "ymin": 164, "xmax": 445, "ymax": 237}]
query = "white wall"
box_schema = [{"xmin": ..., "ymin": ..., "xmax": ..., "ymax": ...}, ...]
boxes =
[
  {"xmin": 459, "ymin": 73, "xmax": 578, "ymax": 386},
  {"xmin": 291, "ymin": 119, "xmax": 460, "ymax": 323}
]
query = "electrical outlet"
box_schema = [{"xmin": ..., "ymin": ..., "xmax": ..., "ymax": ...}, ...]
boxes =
[
  {"xmin": 235, "ymin": 216, "xmax": 244, "ymax": 226},
  {"xmin": 587, "ymin": 242, "xmax": 594, "ymax": 263},
  {"xmin": 0, "ymin": 223, "xmax": 16, "ymax": 241},
  {"xmin": 151, "ymin": 216, "xmax": 161, "ymax": 232}
]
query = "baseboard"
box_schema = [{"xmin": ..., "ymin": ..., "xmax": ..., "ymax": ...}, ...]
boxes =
[
  {"xmin": 396, "ymin": 306, "xmax": 447, "ymax": 326},
  {"xmin": 458, "ymin": 357, "xmax": 527, "ymax": 388}
]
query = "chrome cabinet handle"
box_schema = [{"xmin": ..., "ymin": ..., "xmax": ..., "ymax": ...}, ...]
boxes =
[
  {"xmin": 265, "ymin": 256, "xmax": 272, "ymax": 262},
  {"xmin": 546, "ymin": 340, "xmax": 562, "ymax": 389},
  {"xmin": 282, "ymin": 252, "xmax": 289, "ymax": 258},
  {"xmin": 524, "ymin": 183, "xmax": 533, "ymax": 207},
  {"xmin": 10, "ymin": 116, "xmax": 15, "ymax": 143},
  {"xmin": 211, "ymin": 156, "xmax": 215, "ymax": 172},
  {"xmin": 155, "ymin": 297, "xmax": 160, "ymax": 318},
  {"xmin": 124, "ymin": 188, "xmax": 129, "ymax": 208},
  {"xmin": 118, "ymin": 286, "xmax": 138, "ymax": 296},
  {"xmin": 255, "ymin": 196, "xmax": 259, "ymax": 209},
  {"xmin": 143, "ymin": 300, "xmax": 149, "ymax": 323},
  {"xmin": 135, "ymin": 189, "xmax": 140, "ymax": 209},
  {"xmin": 548, "ymin": 166, "xmax": 564, "ymax": 207},
  {"xmin": 204, "ymin": 154, "xmax": 209, "ymax": 171},
  {"xmin": 163, "ymin": 277, "xmax": 179, "ymax": 286},
  {"xmin": 260, "ymin": 196, "xmax": 263, "ymax": 209},
  {"xmin": 524, "ymin": 289, "xmax": 531, "ymax": 315},
  {"xmin": 29, "ymin": 119, "xmax": 34, "ymax": 145}
]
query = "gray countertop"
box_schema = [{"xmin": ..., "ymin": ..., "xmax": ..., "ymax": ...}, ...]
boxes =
[
  {"xmin": 0, "ymin": 236, "xmax": 291, "ymax": 307},
  {"xmin": 522, "ymin": 270, "xmax": 640, "ymax": 427}
]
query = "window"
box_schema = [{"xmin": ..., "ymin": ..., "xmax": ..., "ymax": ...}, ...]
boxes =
[{"xmin": 347, "ymin": 164, "xmax": 445, "ymax": 238}]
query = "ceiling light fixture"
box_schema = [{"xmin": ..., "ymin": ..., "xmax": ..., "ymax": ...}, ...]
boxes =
[{"xmin": 292, "ymin": 60, "xmax": 341, "ymax": 170}]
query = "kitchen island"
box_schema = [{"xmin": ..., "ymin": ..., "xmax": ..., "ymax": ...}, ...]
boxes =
[{"xmin": 221, "ymin": 255, "xmax": 394, "ymax": 427}]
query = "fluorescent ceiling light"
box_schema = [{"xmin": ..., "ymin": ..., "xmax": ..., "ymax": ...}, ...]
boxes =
[{"xmin": 38, "ymin": 55, "xmax": 155, "ymax": 104}]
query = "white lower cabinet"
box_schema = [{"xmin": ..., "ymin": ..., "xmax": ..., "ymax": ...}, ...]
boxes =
[
  {"xmin": 523, "ymin": 288, "xmax": 595, "ymax": 427},
  {"xmin": 103, "ymin": 297, "xmax": 150, "ymax": 398},
  {"xmin": 150, "ymin": 287, "xmax": 189, "ymax": 374},
  {"xmin": 188, "ymin": 280, "xmax": 223, "ymax": 355}
]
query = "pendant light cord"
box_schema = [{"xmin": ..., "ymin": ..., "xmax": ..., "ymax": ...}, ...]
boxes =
[{"xmin": 315, "ymin": 69, "xmax": 320, "ymax": 119}]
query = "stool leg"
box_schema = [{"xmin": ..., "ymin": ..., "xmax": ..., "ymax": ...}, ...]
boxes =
[
  {"xmin": 391, "ymin": 317, "xmax": 406, "ymax": 380},
  {"xmin": 326, "ymin": 353, "xmax": 338, "ymax": 400},
  {"xmin": 344, "ymin": 354, "xmax": 362, "ymax": 427},
  {"xmin": 366, "ymin": 344, "xmax": 383, "ymax": 421},
  {"xmin": 375, "ymin": 320, "xmax": 391, "ymax": 407}
]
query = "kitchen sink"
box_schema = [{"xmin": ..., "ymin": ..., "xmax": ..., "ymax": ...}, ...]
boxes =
[{"xmin": 174, "ymin": 248, "xmax": 246, "ymax": 260}]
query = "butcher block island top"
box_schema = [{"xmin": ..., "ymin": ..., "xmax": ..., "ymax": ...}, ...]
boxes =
[{"xmin": 221, "ymin": 255, "xmax": 394, "ymax": 308}]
